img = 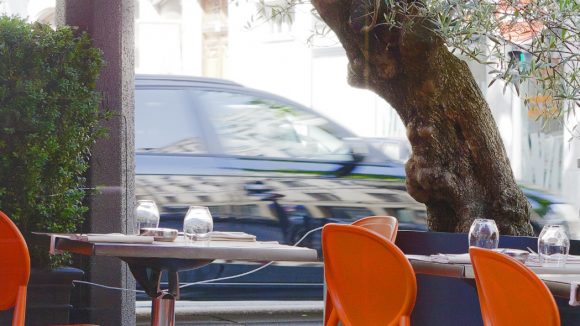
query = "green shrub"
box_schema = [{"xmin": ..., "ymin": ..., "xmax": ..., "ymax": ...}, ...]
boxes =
[{"xmin": 0, "ymin": 16, "xmax": 104, "ymax": 268}]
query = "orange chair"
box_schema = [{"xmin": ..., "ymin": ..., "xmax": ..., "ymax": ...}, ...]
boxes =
[
  {"xmin": 352, "ymin": 215, "xmax": 398, "ymax": 241},
  {"xmin": 324, "ymin": 216, "xmax": 399, "ymax": 325},
  {"xmin": 0, "ymin": 211, "xmax": 30, "ymax": 326},
  {"xmin": 469, "ymin": 247, "xmax": 560, "ymax": 326},
  {"xmin": 322, "ymin": 224, "xmax": 416, "ymax": 326}
]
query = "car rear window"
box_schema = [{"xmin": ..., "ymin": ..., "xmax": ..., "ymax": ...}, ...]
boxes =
[{"xmin": 135, "ymin": 89, "xmax": 206, "ymax": 153}]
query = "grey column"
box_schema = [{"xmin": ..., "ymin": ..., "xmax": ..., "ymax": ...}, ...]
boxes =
[{"xmin": 56, "ymin": 1, "xmax": 135, "ymax": 325}]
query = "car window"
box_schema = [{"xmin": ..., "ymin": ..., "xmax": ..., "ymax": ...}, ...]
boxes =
[
  {"xmin": 396, "ymin": 208, "xmax": 427, "ymax": 225},
  {"xmin": 324, "ymin": 206, "xmax": 374, "ymax": 221},
  {"xmin": 135, "ymin": 89, "xmax": 206, "ymax": 153},
  {"xmin": 197, "ymin": 90, "xmax": 351, "ymax": 160}
]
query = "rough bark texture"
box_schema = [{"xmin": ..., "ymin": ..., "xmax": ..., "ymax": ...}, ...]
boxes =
[{"xmin": 312, "ymin": 0, "xmax": 533, "ymax": 235}]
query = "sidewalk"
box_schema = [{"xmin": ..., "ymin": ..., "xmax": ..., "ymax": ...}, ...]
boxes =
[{"xmin": 136, "ymin": 300, "xmax": 324, "ymax": 325}]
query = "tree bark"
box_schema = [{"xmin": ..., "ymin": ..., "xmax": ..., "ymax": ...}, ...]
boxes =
[{"xmin": 312, "ymin": 0, "xmax": 533, "ymax": 235}]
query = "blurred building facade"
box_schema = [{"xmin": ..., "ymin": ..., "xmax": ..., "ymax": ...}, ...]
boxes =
[{"xmin": 3, "ymin": 0, "xmax": 578, "ymax": 210}]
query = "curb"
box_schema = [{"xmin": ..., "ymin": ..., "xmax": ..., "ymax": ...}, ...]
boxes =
[{"xmin": 136, "ymin": 300, "xmax": 324, "ymax": 317}]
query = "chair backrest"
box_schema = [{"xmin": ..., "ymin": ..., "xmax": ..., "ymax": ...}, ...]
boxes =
[
  {"xmin": 0, "ymin": 210, "xmax": 30, "ymax": 312},
  {"xmin": 324, "ymin": 216, "xmax": 400, "ymax": 325},
  {"xmin": 469, "ymin": 247, "xmax": 560, "ymax": 326},
  {"xmin": 322, "ymin": 224, "xmax": 416, "ymax": 326},
  {"xmin": 352, "ymin": 215, "xmax": 398, "ymax": 242}
]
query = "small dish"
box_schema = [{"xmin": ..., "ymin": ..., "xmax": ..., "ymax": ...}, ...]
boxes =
[
  {"xmin": 140, "ymin": 227, "xmax": 178, "ymax": 242},
  {"xmin": 493, "ymin": 248, "xmax": 529, "ymax": 263}
]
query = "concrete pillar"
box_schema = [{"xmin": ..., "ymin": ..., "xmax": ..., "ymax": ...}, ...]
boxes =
[{"xmin": 56, "ymin": 1, "xmax": 135, "ymax": 325}]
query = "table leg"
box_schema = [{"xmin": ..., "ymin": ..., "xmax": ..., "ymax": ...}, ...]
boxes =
[
  {"xmin": 124, "ymin": 260, "xmax": 208, "ymax": 326},
  {"xmin": 151, "ymin": 292, "xmax": 175, "ymax": 326},
  {"xmin": 168, "ymin": 271, "xmax": 180, "ymax": 299},
  {"xmin": 150, "ymin": 271, "xmax": 180, "ymax": 326}
]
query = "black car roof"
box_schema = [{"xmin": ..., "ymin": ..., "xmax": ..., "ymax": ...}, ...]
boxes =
[{"xmin": 136, "ymin": 74, "xmax": 243, "ymax": 88}]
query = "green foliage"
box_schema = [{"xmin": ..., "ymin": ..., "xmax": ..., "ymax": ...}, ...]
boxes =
[
  {"xmin": 419, "ymin": 0, "xmax": 579, "ymax": 116},
  {"xmin": 0, "ymin": 16, "xmax": 104, "ymax": 268},
  {"xmin": 356, "ymin": 0, "xmax": 579, "ymax": 115}
]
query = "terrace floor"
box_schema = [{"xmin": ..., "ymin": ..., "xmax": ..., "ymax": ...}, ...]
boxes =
[{"xmin": 136, "ymin": 300, "xmax": 324, "ymax": 325}]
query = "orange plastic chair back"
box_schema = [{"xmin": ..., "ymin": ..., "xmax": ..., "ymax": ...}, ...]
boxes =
[
  {"xmin": 322, "ymin": 224, "xmax": 416, "ymax": 326},
  {"xmin": 352, "ymin": 215, "xmax": 398, "ymax": 242},
  {"xmin": 324, "ymin": 216, "xmax": 399, "ymax": 325},
  {"xmin": 0, "ymin": 210, "xmax": 30, "ymax": 326},
  {"xmin": 469, "ymin": 247, "xmax": 560, "ymax": 326}
]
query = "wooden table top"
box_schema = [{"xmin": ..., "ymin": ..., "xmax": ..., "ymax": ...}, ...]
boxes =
[
  {"xmin": 407, "ymin": 254, "xmax": 580, "ymax": 304},
  {"xmin": 49, "ymin": 233, "xmax": 319, "ymax": 262}
]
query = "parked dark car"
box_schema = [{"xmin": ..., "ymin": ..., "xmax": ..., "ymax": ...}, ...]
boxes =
[{"xmin": 135, "ymin": 74, "xmax": 578, "ymax": 300}]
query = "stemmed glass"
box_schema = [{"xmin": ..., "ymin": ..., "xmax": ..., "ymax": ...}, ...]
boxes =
[
  {"xmin": 135, "ymin": 200, "xmax": 160, "ymax": 234},
  {"xmin": 183, "ymin": 206, "xmax": 213, "ymax": 243},
  {"xmin": 538, "ymin": 224, "xmax": 569, "ymax": 267},
  {"xmin": 468, "ymin": 219, "xmax": 499, "ymax": 249}
]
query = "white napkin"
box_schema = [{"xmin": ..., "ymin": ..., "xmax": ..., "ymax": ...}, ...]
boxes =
[
  {"xmin": 207, "ymin": 231, "xmax": 256, "ymax": 242},
  {"xmin": 430, "ymin": 253, "xmax": 471, "ymax": 264},
  {"xmin": 525, "ymin": 253, "xmax": 541, "ymax": 266},
  {"xmin": 405, "ymin": 255, "xmax": 434, "ymax": 262},
  {"xmin": 567, "ymin": 255, "xmax": 580, "ymax": 263},
  {"xmin": 526, "ymin": 254, "xmax": 580, "ymax": 266},
  {"xmin": 70, "ymin": 233, "xmax": 154, "ymax": 244}
]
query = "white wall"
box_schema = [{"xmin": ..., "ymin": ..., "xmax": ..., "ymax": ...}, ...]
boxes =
[
  {"xmin": 227, "ymin": 1, "xmax": 312, "ymax": 106},
  {"xmin": 562, "ymin": 112, "xmax": 580, "ymax": 212},
  {"xmin": 310, "ymin": 47, "xmax": 406, "ymax": 138},
  {"xmin": 3, "ymin": 0, "xmax": 28, "ymax": 17},
  {"xmin": 135, "ymin": 0, "xmax": 202, "ymax": 75},
  {"xmin": 227, "ymin": 1, "xmax": 406, "ymax": 138},
  {"xmin": 181, "ymin": 0, "xmax": 202, "ymax": 76}
]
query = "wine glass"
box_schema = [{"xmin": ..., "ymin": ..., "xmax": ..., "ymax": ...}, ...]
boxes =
[
  {"xmin": 183, "ymin": 206, "xmax": 213, "ymax": 243},
  {"xmin": 135, "ymin": 200, "xmax": 160, "ymax": 234},
  {"xmin": 538, "ymin": 224, "xmax": 569, "ymax": 267},
  {"xmin": 468, "ymin": 219, "xmax": 499, "ymax": 249}
]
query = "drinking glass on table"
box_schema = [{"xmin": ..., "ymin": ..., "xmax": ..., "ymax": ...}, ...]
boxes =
[
  {"xmin": 183, "ymin": 206, "xmax": 213, "ymax": 244},
  {"xmin": 538, "ymin": 224, "xmax": 569, "ymax": 267},
  {"xmin": 135, "ymin": 200, "xmax": 160, "ymax": 234},
  {"xmin": 468, "ymin": 218, "xmax": 499, "ymax": 249}
]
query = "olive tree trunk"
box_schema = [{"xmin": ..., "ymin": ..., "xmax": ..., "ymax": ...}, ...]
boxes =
[{"xmin": 312, "ymin": 0, "xmax": 533, "ymax": 235}]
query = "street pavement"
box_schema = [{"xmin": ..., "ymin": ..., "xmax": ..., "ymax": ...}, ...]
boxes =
[{"xmin": 136, "ymin": 300, "xmax": 324, "ymax": 325}]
